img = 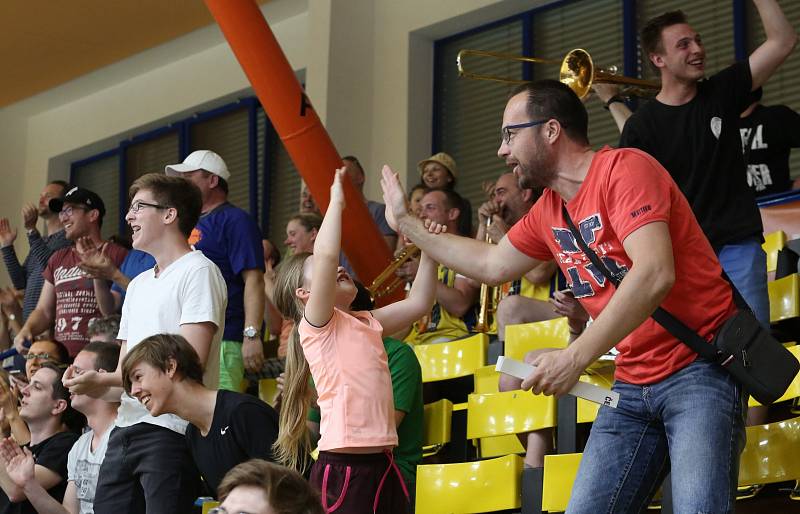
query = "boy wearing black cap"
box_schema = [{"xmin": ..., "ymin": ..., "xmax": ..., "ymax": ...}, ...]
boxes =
[{"xmin": 14, "ymin": 186, "xmax": 127, "ymax": 358}]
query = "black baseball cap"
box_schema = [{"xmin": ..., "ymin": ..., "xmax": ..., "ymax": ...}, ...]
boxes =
[{"xmin": 48, "ymin": 186, "xmax": 106, "ymax": 219}]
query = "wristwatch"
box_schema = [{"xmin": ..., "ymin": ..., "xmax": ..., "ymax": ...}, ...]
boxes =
[
  {"xmin": 243, "ymin": 325, "xmax": 260, "ymax": 339},
  {"xmin": 603, "ymin": 95, "xmax": 625, "ymax": 110}
]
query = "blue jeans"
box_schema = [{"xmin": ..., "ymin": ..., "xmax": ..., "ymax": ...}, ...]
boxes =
[
  {"xmin": 567, "ymin": 359, "xmax": 745, "ymax": 514},
  {"xmin": 717, "ymin": 237, "xmax": 770, "ymax": 328}
]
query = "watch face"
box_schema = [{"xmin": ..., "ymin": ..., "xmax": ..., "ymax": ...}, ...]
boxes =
[{"xmin": 243, "ymin": 327, "xmax": 258, "ymax": 338}]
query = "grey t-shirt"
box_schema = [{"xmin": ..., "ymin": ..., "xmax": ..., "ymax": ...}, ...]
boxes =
[{"xmin": 67, "ymin": 428, "xmax": 112, "ymax": 514}]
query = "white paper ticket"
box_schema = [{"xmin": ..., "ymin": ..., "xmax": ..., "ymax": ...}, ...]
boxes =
[{"xmin": 495, "ymin": 356, "xmax": 620, "ymax": 408}]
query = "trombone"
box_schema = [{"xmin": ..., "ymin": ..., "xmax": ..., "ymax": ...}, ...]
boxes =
[
  {"xmin": 367, "ymin": 244, "xmax": 421, "ymax": 300},
  {"xmin": 474, "ymin": 218, "xmax": 498, "ymax": 333},
  {"xmin": 457, "ymin": 48, "xmax": 659, "ymax": 98}
]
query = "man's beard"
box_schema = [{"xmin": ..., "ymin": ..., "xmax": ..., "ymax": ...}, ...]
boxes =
[{"xmin": 517, "ymin": 158, "xmax": 556, "ymax": 191}]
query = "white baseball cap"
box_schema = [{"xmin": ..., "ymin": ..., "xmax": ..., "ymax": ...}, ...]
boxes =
[{"xmin": 165, "ymin": 150, "xmax": 230, "ymax": 181}]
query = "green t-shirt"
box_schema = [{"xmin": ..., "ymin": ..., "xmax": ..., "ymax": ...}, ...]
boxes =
[{"xmin": 309, "ymin": 337, "xmax": 423, "ymax": 484}]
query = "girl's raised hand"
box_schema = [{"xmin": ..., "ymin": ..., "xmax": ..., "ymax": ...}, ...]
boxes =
[{"xmin": 331, "ymin": 167, "xmax": 347, "ymax": 208}]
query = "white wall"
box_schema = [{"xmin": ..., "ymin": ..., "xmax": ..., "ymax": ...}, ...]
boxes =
[{"xmin": 0, "ymin": 0, "xmax": 546, "ymax": 287}]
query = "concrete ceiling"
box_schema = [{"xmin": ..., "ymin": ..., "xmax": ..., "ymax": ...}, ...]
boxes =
[{"xmin": 0, "ymin": 0, "xmax": 270, "ymax": 108}]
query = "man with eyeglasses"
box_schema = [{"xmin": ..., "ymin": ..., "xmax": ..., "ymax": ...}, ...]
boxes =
[
  {"xmin": 13, "ymin": 187, "xmax": 127, "ymax": 359},
  {"xmin": 382, "ymin": 79, "xmax": 745, "ymax": 512},
  {"xmin": 62, "ymin": 173, "xmax": 226, "ymax": 514}
]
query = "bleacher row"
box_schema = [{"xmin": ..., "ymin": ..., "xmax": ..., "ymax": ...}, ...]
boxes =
[{"xmin": 235, "ymin": 231, "xmax": 800, "ymax": 514}]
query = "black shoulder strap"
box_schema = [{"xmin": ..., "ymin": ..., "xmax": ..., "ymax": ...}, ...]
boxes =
[{"xmin": 560, "ymin": 203, "xmax": 721, "ymax": 362}]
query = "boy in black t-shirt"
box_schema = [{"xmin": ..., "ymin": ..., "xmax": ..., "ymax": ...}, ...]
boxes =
[
  {"xmin": 0, "ymin": 364, "xmax": 80, "ymax": 514},
  {"xmin": 619, "ymin": 3, "xmax": 796, "ymax": 328},
  {"xmin": 120, "ymin": 333, "xmax": 279, "ymax": 496}
]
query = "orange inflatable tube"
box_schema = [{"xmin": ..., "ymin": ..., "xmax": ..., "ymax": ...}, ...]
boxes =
[{"xmin": 204, "ymin": 0, "xmax": 401, "ymax": 303}]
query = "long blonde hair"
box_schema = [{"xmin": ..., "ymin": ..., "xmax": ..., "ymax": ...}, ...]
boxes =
[{"xmin": 272, "ymin": 253, "xmax": 313, "ymax": 472}]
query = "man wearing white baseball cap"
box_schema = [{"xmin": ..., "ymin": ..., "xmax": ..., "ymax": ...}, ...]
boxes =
[{"xmin": 165, "ymin": 150, "xmax": 266, "ymax": 392}]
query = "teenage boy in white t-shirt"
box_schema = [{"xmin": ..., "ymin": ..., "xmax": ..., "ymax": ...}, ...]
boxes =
[
  {"xmin": 63, "ymin": 173, "xmax": 227, "ymax": 514},
  {"xmin": 2, "ymin": 342, "xmax": 120, "ymax": 514}
]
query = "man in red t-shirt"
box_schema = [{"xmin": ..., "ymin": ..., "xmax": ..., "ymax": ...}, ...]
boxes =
[
  {"xmin": 14, "ymin": 187, "xmax": 127, "ymax": 358},
  {"xmin": 382, "ymin": 80, "xmax": 745, "ymax": 512}
]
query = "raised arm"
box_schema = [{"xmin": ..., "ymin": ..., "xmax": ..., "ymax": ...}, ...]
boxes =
[
  {"xmin": 304, "ymin": 168, "xmax": 347, "ymax": 327},
  {"xmin": 372, "ymin": 252, "xmax": 437, "ymax": 335},
  {"xmin": 382, "ymin": 165, "xmax": 543, "ymax": 286},
  {"xmin": 749, "ymin": 0, "xmax": 797, "ymax": 90}
]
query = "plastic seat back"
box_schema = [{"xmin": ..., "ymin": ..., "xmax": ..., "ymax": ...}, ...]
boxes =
[
  {"xmin": 258, "ymin": 378, "xmax": 279, "ymax": 406},
  {"xmin": 473, "ymin": 365, "xmax": 500, "ymax": 394},
  {"xmin": 201, "ymin": 501, "xmax": 220, "ymax": 514},
  {"xmin": 413, "ymin": 333, "xmax": 488, "ymax": 383},
  {"xmin": 577, "ymin": 371, "xmax": 615, "ymax": 423},
  {"xmin": 416, "ymin": 454, "xmax": 523, "ymax": 514},
  {"xmin": 763, "ymin": 230, "xmax": 787, "ymax": 274},
  {"xmin": 542, "ymin": 453, "xmax": 583, "ymax": 512},
  {"xmin": 769, "ymin": 273, "xmax": 800, "ymax": 323},
  {"xmin": 739, "ymin": 415, "xmax": 800, "ymax": 487},
  {"xmin": 423, "ymin": 399, "xmax": 453, "ymax": 457},
  {"xmin": 466, "ymin": 391, "xmax": 556, "ymax": 440},
  {"xmin": 504, "ymin": 317, "xmax": 570, "ymax": 362}
]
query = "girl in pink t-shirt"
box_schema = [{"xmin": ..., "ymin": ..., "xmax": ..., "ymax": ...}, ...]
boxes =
[{"xmin": 273, "ymin": 168, "xmax": 436, "ymax": 513}]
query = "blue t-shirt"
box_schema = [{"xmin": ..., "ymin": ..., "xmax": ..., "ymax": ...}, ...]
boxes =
[
  {"xmin": 191, "ymin": 203, "xmax": 264, "ymax": 342},
  {"xmin": 111, "ymin": 249, "xmax": 156, "ymax": 302}
]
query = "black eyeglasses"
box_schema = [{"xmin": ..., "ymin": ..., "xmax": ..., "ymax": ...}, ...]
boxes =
[
  {"xmin": 128, "ymin": 201, "xmax": 171, "ymax": 214},
  {"xmin": 58, "ymin": 205, "xmax": 90, "ymax": 218},
  {"xmin": 501, "ymin": 120, "xmax": 547, "ymax": 145}
]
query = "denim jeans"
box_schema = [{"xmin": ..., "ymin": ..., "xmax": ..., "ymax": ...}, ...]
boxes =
[
  {"xmin": 717, "ymin": 237, "xmax": 770, "ymax": 328},
  {"xmin": 567, "ymin": 359, "xmax": 745, "ymax": 514}
]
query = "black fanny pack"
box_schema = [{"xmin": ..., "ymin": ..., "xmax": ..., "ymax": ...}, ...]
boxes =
[
  {"xmin": 562, "ymin": 204, "xmax": 799, "ymax": 405},
  {"xmin": 711, "ymin": 308, "xmax": 798, "ymax": 404}
]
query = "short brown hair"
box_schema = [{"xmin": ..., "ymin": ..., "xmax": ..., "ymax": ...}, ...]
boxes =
[
  {"xmin": 121, "ymin": 334, "xmax": 203, "ymax": 394},
  {"xmin": 129, "ymin": 173, "xmax": 202, "ymax": 237},
  {"xmin": 510, "ymin": 80, "xmax": 589, "ymax": 146},
  {"xmin": 641, "ymin": 10, "xmax": 689, "ymax": 74},
  {"xmin": 217, "ymin": 459, "xmax": 323, "ymax": 514},
  {"xmin": 288, "ymin": 213, "xmax": 322, "ymax": 234}
]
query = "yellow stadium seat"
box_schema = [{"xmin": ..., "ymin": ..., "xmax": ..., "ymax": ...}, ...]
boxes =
[
  {"xmin": 201, "ymin": 500, "xmax": 220, "ymax": 514},
  {"xmin": 423, "ymin": 399, "xmax": 453, "ymax": 457},
  {"xmin": 577, "ymin": 371, "xmax": 615, "ymax": 424},
  {"xmin": 763, "ymin": 230, "xmax": 787, "ymax": 274},
  {"xmin": 473, "ymin": 365, "xmax": 500, "ymax": 394},
  {"xmin": 467, "ymin": 391, "xmax": 556, "ymax": 440},
  {"xmin": 413, "ymin": 333, "xmax": 488, "ymax": 383},
  {"xmin": 467, "ymin": 390, "xmax": 556, "ymax": 460},
  {"xmin": 258, "ymin": 378, "xmax": 280, "ymax": 406},
  {"xmin": 504, "ymin": 317, "xmax": 570, "ymax": 362},
  {"xmin": 739, "ymin": 415, "xmax": 800, "ymax": 488},
  {"xmin": 768, "ymin": 273, "xmax": 800, "ymax": 323},
  {"xmin": 416, "ymin": 454, "xmax": 523, "ymax": 514},
  {"xmin": 748, "ymin": 345, "xmax": 800, "ymax": 407},
  {"xmin": 542, "ymin": 452, "xmax": 582, "ymax": 512}
]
